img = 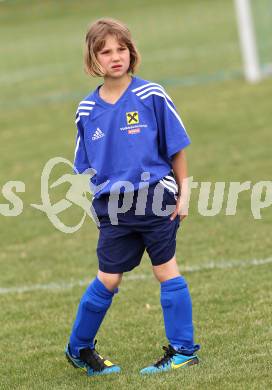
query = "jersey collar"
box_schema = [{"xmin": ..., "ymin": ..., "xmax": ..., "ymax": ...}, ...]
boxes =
[{"xmin": 94, "ymin": 76, "xmax": 137, "ymax": 108}]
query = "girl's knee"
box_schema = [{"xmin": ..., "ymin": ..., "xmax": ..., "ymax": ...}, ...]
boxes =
[
  {"xmin": 152, "ymin": 257, "xmax": 180, "ymax": 283},
  {"xmin": 97, "ymin": 270, "xmax": 123, "ymax": 291}
]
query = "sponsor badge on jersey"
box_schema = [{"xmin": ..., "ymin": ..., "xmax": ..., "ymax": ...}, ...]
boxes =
[
  {"xmin": 128, "ymin": 128, "xmax": 140, "ymax": 134},
  {"xmin": 126, "ymin": 111, "xmax": 139, "ymax": 125}
]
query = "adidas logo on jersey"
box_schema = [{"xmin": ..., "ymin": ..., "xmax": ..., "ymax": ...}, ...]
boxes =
[{"xmin": 92, "ymin": 128, "xmax": 105, "ymax": 141}]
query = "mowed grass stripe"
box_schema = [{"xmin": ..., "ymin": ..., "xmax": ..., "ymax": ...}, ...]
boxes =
[
  {"xmin": 1, "ymin": 257, "xmax": 271, "ymax": 295},
  {"xmin": 0, "ymin": 0, "xmax": 272, "ymax": 389}
]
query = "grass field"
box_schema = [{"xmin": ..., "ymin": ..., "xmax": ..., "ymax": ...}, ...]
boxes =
[{"xmin": 0, "ymin": 0, "xmax": 272, "ymax": 389}]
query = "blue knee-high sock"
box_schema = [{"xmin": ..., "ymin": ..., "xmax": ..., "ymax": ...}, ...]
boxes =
[
  {"xmin": 160, "ymin": 276, "xmax": 200, "ymax": 355},
  {"xmin": 69, "ymin": 276, "xmax": 118, "ymax": 357}
]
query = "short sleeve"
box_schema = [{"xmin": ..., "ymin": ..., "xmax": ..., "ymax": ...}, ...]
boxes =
[
  {"xmin": 73, "ymin": 116, "xmax": 90, "ymax": 174},
  {"xmin": 153, "ymin": 89, "xmax": 191, "ymax": 159}
]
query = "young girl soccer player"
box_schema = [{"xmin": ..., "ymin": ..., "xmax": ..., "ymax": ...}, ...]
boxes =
[{"xmin": 65, "ymin": 18, "xmax": 200, "ymax": 376}]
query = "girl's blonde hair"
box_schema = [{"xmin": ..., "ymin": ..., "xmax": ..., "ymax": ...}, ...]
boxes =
[{"xmin": 84, "ymin": 18, "xmax": 141, "ymax": 77}]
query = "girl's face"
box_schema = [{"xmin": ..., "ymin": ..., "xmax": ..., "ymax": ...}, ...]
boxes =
[{"xmin": 96, "ymin": 34, "xmax": 130, "ymax": 78}]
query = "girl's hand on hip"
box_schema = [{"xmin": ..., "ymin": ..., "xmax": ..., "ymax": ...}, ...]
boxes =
[{"xmin": 170, "ymin": 195, "xmax": 188, "ymax": 221}]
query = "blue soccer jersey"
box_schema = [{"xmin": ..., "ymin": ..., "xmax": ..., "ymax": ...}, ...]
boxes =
[{"xmin": 73, "ymin": 76, "xmax": 190, "ymax": 198}]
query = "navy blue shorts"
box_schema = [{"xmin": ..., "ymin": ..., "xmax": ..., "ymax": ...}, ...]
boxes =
[{"xmin": 92, "ymin": 176, "xmax": 181, "ymax": 274}]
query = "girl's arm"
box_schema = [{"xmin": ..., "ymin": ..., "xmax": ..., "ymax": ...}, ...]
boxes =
[{"xmin": 170, "ymin": 149, "xmax": 189, "ymax": 221}]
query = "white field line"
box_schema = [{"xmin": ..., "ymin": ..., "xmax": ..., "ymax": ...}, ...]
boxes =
[
  {"xmin": 0, "ymin": 45, "xmax": 237, "ymax": 85},
  {"xmin": 0, "ymin": 257, "xmax": 271, "ymax": 296}
]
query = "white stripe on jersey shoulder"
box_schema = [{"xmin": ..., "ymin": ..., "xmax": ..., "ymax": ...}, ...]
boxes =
[
  {"xmin": 79, "ymin": 100, "xmax": 96, "ymax": 106},
  {"xmin": 75, "ymin": 112, "xmax": 91, "ymax": 124},
  {"xmin": 133, "ymin": 84, "xmax": 173, "ymax": 103},
  {"xmin": 77, "ymin": 106, "xmax": 94, "ymax": 111},
  {"xmin": 132, "ymin": 82, "xmax": 186, "ymax": 130},
  {"xmin": 132, "ymin": 82, "xmax": 165, "ymax": 93},
  {"xmin": 75, "ymin": 100, "xmax": 96, "ymax": 124},
  {"xmin": 139, "ymin": 91, "xmax": 186, "ymax": 130}
]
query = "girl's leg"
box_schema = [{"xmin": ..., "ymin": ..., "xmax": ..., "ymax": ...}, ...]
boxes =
[
  {"xmin": 69, "ymin": 271, "xmax": 122, "ymax": 357},
  {"xmin": 152, "ymin": 257, "xmax": 199, "ymax": 355},
  {"xmin": 97, "ymin": 270, "xmax": 123, "ymax": 291}
]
